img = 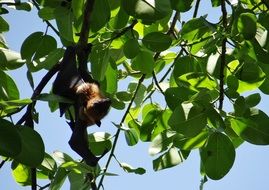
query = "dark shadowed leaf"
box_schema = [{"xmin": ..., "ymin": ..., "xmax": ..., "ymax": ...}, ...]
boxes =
[
  {"xmin": 0, "ymin": 119, "xmax": 21, "ymax": 157},
  {"xmin": 200, "ymin": 132, "xmax": 235, "ymax": 180},
  {"xmin": 229, "ymin": 109, "xmax": 269, "ymax": 145},
  {"xmin": 14, "ymin": 126, "xmax": 45, "ymax": 167},
  {"xmin": 142, "ymin": 32, "xmax": 172, "ymax": 52}
]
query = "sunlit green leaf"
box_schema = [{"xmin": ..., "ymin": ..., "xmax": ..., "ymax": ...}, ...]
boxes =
[
  {"xmin": 174, "ymin": 130, "xmax": 208, "ymax": 150},
  {"xmin": 0, "ymin": 48, "xmax": 25, "ymax": 70},
  {"xmin": 153, "ymin": 147, "xmax": 183, "ymax": 171},
  {"xmin": 149, "ymin": 130, "xmax": 176, "ymax": 156},
  {"xmin": 11, "ymin": 162, "xmax": 31, "ymax": 186},
  {"xmin": 0, "ymin": 70, "xmax": 19, "ymax": 101},
  {"xmin": 120, "ymin": 162, "xmax": 146, "ymax": 175},
  {"xmin": 124, "ymin": 128, "xmax": 139, "ymax": 146}
]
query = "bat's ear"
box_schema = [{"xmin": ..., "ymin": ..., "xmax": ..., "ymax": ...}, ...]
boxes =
[{"xmin": 96, "ymin": 120, "xmax": 101, "ymax": 127}]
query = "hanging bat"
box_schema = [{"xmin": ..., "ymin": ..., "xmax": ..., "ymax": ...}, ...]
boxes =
[{"xmin": 52, "ymin": 46, "xmax": 111, "ymax": 166}]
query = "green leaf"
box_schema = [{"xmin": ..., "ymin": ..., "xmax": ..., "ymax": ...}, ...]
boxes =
[
  {"xmin": 0, "ymin": 70, "xmax": 19, "ymax": 101},
  {"xmin": 120, "ymin": 163, "xmax": 146, "ymax": 175},
  {"xmin": 0, "ymin": 99, "xmax": 32, "ymax": 109},
  {"xmin": 176, "ymin": 72, "xmax": 218, "ymax": 92},
  {"xmin": 149, "ymin": 130, "xmax": 176, "ymax": 156},
  {"xmin": 42, "ymin": 48, "xmax": 64, "ymax": 70},
  {"xmin": 90, "ymin": 45, "xmax": 109, "ymax": 81},
  {"xmin": 11, "ymin": 162, "xmax": 31, "ymax": 186},
  {"xmin": 210, "ymin": 0, "xmax": 221, "ymax": 7},
  {"xmin": 0, "ymin": 17, "xmax": 9, "ymax": 32},
  {"xmin": 49, "ymin": 167, "xmax": 68, "ymax": 190},
  {"xmin": 170, "ymin": 0, "xmax": 194, "ymax": 12},
  {"xmin": 103, "ymin": 59, "xmax": 118, "ymax": 95},
  {"xmin": 128, "ymin": 82, "xmax": 147, "ymax": 107},
  {"xmin": 52, "ymin": 151, "xmax": 74, "ymax": 165},
  {"xmin": 110, "ymin": 6, "xmax": 129, "ymax": 29},
  {"xmin": 123, "ymin": 39, "xmax": 140, "ymax": 59},
  {"xmin": 20, "ymin": 32, "xmax": 57, "ymax": 60},
  {"xmin": 38, "ymin": 7, "xmax": 55, "ymax": 20},
  {"xmin": 124, "ymin": 128, "xmax": 139, "ymax": 146},
  {"xmin": 131, "ymin": 50, "xmax": 154, "ymax": 75},
  {"xmin": 237, "ymin": 12, "xmax": 257, "ymax": 40},
  {"xmin": 68, "ymin": 171, "xmax": 91, "ymax": 190},
  {"xmin": 140, "ymin": 109, "xmax": 162, "ymax": 141},
  {"xmin": 54, "ymin": 6, "xmax": 74, "ymax": 43},
  {"xmin": 0, "ymin": 119, "xmax": 21, "ymax": 157},
  {"xmin": 229, "ymin": 110, "xmax": 269, "ymax": 145},
  {"xmin": 72, "ymin": 0, "xmax": 84, "ymax": 19},
  {"xmin": 35, "ymin": 93, "xmax": 73, "ymax": 103},
  {"xmin": 0, "ymin": 48, "xmax": 25, "ymax": 70},
  {"xmin": 14, "ymin": 127, "xmax": 45, "ymax": 167},
  {"xmin": 14, "ymin": 2, "xmax": 33, "ymax": 11},
  {"xmin": 90, "ymin": 0, "xmax": 111, "ymax": 32},
  {"xmin": 122, "ymin": 0, "xmax": 171, "ymax": 24},
  {"xmin": 116, "ymin": 91, "xmax": 132, "ymax": 102},
  {"xmin": 164, "ymin": 87, "xmax": 196, "ymax": 110},
  {"xmin": 245, "ymin": 93, "xmax": 261, "ymax": 107},
  {"xmin": 142, "ymin": 32, "xmax": 172, "ymax": 52},
  {"xmin": 200, "ymin": 132, "xmax": 235, "ymax": 180},
  {"xmin": 181, "ymin": 17, "xmax": 212, "ymax": 43},
  {"xmin": 174, "ymin": 130, "xmax": 208, "ymax": 150},
  {"xmin": 88, "ymin": 132, "xmax": 112, "ymax": 156},
  {"xmin": 168, "ymin": 103, "xmax": 207, "ymax": 137},
  {"xmin": 37, "ymin": 153, "xmax": 57, "ymax": 179},
  {"xmin": 153, "ymin": 147, "xmax": 183, "ymax": 171}
]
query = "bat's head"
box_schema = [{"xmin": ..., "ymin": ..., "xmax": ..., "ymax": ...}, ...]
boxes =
[{"xmin": 76, "ymin": 82, "xmax": 111, "ymax": 127}]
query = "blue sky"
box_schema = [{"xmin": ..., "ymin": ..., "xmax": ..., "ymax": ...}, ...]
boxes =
[{"xmin": 1, "ymin": 1, "xmax": 269, "ymax": 190}]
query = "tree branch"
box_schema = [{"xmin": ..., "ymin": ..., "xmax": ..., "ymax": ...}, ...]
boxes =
[
  {"xmin": 97, "ymin": 74, "xmax": 146, "ymax": 189},
  {"xmin": 16, "ymin": 63, "xmax": 61, "ymax": 125},
  {"xmin": 219, "ymin": 0, "xmax": 227, "ymax": 110}
]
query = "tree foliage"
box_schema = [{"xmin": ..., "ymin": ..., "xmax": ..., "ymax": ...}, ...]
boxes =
[{"xmin": 0, "ymin": 0, "xmax": 269, "ymax": 189}]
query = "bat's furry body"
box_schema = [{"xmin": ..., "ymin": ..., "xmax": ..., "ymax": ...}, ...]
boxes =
[{"xmin": 52, "ymin": 46, "xmax": 111, "ymax": 166}]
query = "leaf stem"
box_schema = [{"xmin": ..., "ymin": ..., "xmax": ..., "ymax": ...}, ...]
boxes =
[{"xmin": 97, "ymin": 74, "xmax": 146, "ymax": 189}]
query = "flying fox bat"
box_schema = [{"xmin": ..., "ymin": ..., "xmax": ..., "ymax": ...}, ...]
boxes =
[{"xmin": 52, "ymin": 46, "xmax": 111, "ymax": 166}]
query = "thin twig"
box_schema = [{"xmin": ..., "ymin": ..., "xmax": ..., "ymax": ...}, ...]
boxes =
[
  {"xmin": 99, "ymin": 19, "xmax": 138, "ymax": 45},
  {"xmin": 39, "ymin": 183, "xmax": 50, "ymax": 190},
  {"xmin": 219, "ymin": 0, "xmax": 227, "ymax": 110},
  {"xmin": 32, "ymin": 0, "xmax": 60, "ymax": 36},
  {"xmin": 193, "ymin": 0, "xmax": 201, "ymax": 18},
  {"xmin": 97, "ymin": 75, "xmax": 146, "ymax": 189},
  {"xmin": 0, "ymin": 158, "xmax": 8, "ymax": 169}
]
